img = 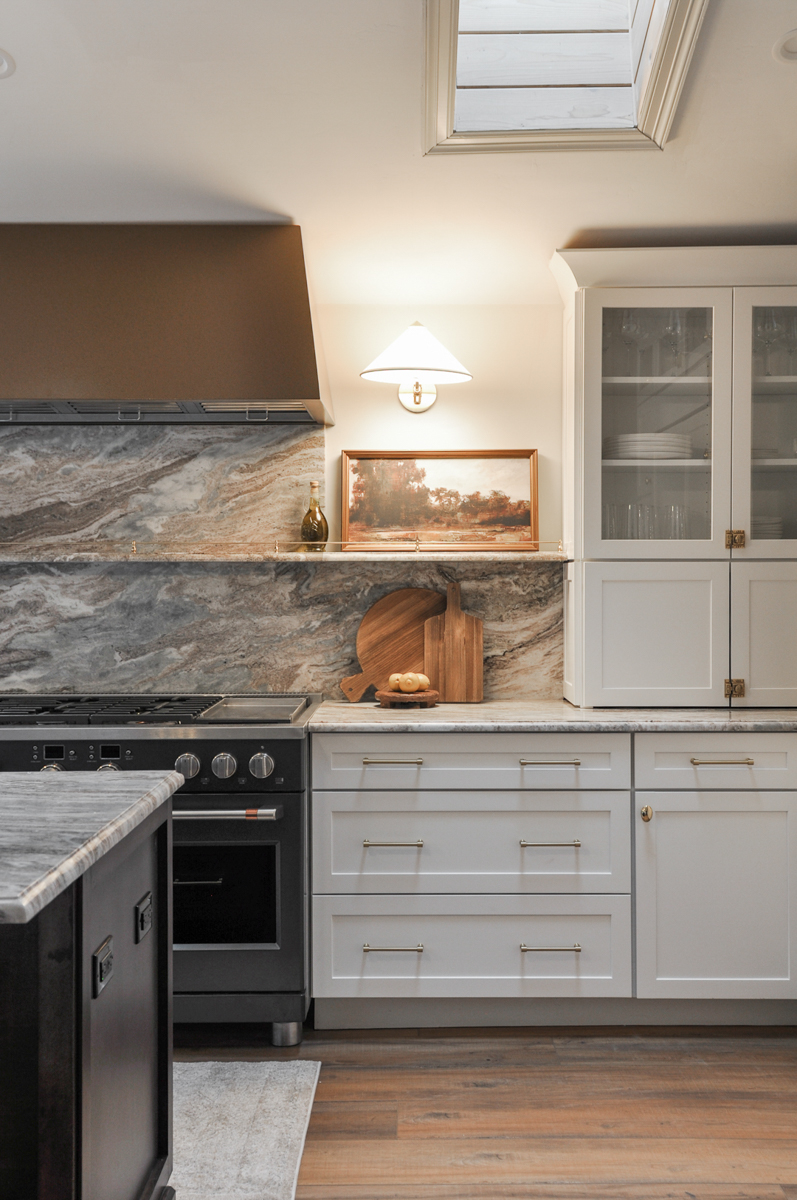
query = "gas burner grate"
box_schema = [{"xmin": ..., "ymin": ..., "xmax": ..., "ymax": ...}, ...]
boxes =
[{"xmin": 0, "ymin": 694, "xmax": 223, "ymax": 725}]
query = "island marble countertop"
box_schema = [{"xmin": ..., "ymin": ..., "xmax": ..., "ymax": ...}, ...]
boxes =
[
  {"xmin": 0, "ymin": 770, "xmax": 183, "ymax": 924},
  {"xmin": 309, "ymin": 700, "xmax": 797, "ymax": 734}
]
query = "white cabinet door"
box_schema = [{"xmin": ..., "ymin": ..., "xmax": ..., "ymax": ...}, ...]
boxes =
[
  {"xmin": 583, "ymin": 561, "xmax": 730, "ymax": 707},
  {"xmin": 582, "ymin": 287, "xmax": 732, "ymax": 560},
  {"xmin": 312, "ymin": 789, "xmax": 631, "ymax": 894},
  {"xmin": 731, "ymin": 561, "xmax": 797, "ymax": 707},
  {"xmin": 732, "ymin": 286, "xmax": 797, "ymax": 558},
  {"xmin": 636, "ymin": 790, "xmax": 797, "ymax": 999},
  {"xmin": 313, "ymin": 894, "xmax": 632, "ymax": 998}
]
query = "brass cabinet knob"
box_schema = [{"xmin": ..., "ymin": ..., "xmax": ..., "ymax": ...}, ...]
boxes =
[{"xmin": 641, "ymin": 805, "xmax": 653, "ymax": 822}]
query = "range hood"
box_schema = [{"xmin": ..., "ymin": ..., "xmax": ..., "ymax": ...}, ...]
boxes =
[{"xmin": 0, "ymin": 223, "xmax": 333, "ymax": 425}]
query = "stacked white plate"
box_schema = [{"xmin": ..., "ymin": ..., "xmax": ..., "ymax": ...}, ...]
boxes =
[
  {"xmin": 752, "ymin": 517, "xmax": 784, "ymax": 539},
  {"xmin": 603, "ymin": 433, "xmax": 692, "ymax": 460}
]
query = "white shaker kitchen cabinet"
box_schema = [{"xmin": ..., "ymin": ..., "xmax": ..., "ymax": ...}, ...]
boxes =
[
  {"xmin": 731, "ymin": 287, "xmax": 797, "ymax": 558},
  {"xmin": 636, "ymin": 790, "xmax": 797, "ymax": 999},
  {"xmin": 730, "ymin": 562, "xmax": 797, "ymax": 706},
  {"xmin": 581, "ymin": 287, "xmax": 732, "ymax": 562},
  {"xmin": 312, "ymin": 893, "xmax": 632, "ymax": 999},
  {"xmin": 312, "ymin": 789, "xmax": 631, "ymax": 895},
  {"xmin": 312, "ymin": 732, "xmax": 631, "ymax": 792},
  {"xmin": 582, "ymin": 561, "xmax": 730, "ymax": 707}
]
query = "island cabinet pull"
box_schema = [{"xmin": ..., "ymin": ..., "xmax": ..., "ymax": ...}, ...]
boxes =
[
  {"xmin": 520, "ymin": 839, "xmax": 581, "ymax": 848},
  {"xmin": 362, "ymin": 758, "xmax": 423, "ymax": 766},
  {"xmin": 174, "ymin": 878, "xmax": 223, "ymax": 887},
  {"xmin": 690, "ymin": 757, "xmax": 755, "ymax": 766},
  {"xmin": 363, "ymin": 943, "xmax": 424, "ymax": 953},
  {"xmin": 363, "ymin": 839, "xmax": 424, "ymax": 848},
  {"xmin": 521, "ymin": 943, "xmax": 581, "ymax": 953},
  {"xmin": 519, "ymin": 759, "xmax": 582, "ymax": 766},
  {"xmin": 174, "ymin": 807, "xmax": 283, "ymax": 821}
]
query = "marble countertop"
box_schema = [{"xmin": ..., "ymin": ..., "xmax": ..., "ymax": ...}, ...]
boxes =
[
  {"xmin": 309, "ymin": 700, "xmax": 797, "ymax": 733},
  {"xmin": 0, "ymin": 770, "xmax": 183, "ymax": 924}
]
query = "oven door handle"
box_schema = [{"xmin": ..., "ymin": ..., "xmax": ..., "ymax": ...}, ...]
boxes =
[{"xmin": 173, "ymin": 806, "xmax": 284, "ymax": 821}]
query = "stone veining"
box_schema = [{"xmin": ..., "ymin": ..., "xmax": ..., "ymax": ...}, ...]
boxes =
[{"xmin": 0, "ymin": 770, "xmax": 182, "ymax": 923}]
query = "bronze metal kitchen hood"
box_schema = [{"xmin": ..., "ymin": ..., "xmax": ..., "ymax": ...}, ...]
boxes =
[{"xmin": 0, "ymin": 223, "xmax": 333, "ymax": 425}]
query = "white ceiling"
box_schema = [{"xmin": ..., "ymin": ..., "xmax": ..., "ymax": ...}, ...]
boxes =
[{"xmin": 1, "ymin": 0, "xmax": 796, "ymax": 306}]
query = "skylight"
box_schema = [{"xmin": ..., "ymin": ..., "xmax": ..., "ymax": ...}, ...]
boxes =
[{"xmin": 425, "ymin": 0, "xmax": 710, "ymax": 152}]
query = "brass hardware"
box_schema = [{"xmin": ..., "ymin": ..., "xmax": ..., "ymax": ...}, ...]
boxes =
[
  {"xmin": 131, "ymin": 540, "xmax": 137, "ymax": 555},
  {"xmin": 520, "ymin": 943, "xmax": 581, "ymax": 953},
  {"xmin": 641, "ymin": 805, "xmax": 653, "ymax": 822},
  {"xmin": 362, "ymin": 758, "xmax": 424, "ymax": 766},
  {"xmin": 724, "ymin": 678, "xmax": 746, "ymax": 698},
  {"xmin": 520, "ymin": 759, "xmax": 581, "ymax": 766},
  {"xmin": 725, "ymin": 529, "xmax": 746, "ymax": 549},
  {"xmin": 363, "ymin": 839, "xmax": 424, "ymax": 848},
  {"xmin": 690, "ymin": 757, "xmax": 754, "ymax": 766},
  {"xmin": 520, "ymin": 840, "xmax": 581, "ymax": 848},
  {"xmin": 363, "ymin": 943, "xmax": 423, "ymax": 953}
]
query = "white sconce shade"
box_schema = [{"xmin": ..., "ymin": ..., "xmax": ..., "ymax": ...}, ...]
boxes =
[{"xmin": 360, "ymin": 321, "xmax": 472, "ymax": 412}]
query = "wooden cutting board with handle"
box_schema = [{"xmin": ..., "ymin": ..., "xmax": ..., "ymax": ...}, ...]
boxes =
[
  {"xmin": 423, "ymin": 581, "xmax": 483, "ymax": 702},
  {"xmin": 340, "ymin": 588, "xmax": 447, "ymax": 702}
]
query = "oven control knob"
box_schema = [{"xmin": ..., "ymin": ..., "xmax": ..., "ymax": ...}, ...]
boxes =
[
  {"xmin": 175, "ymin": 753, "xmax": 201, "ymax": 780},
  {"xmin": 211, "ymin": 752, "xmax": 237, "ymax": 779},
  {"xmin": 249, "ymin": 752, "xmax": 275, "ymax": 780},
  {"xmin": 40, "ymin": 763, "xmax": 63, "ymax": 772},
  {"xmin": 96, "ymin": 762, "xmax": 120, "ymax": 771}
]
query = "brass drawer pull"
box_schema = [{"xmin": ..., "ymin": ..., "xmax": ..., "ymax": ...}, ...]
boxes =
[
  {"xmin": 521, "ymin": 943, "xmax": 581, "ymax": 953},
  {"xmin": 362, "ymin": 758, "xmax": 424, "ymax": 766},
  {"xmin": 363, "ymin": 943, "xmax": 424, "ymax": 953},
  {"xmin": 690, "ymin": 757, "xmax": 754, "ymax": 766},
  {"xmin": 520, "ymin": 759, "xmax": 582, "ymax": 766},
  {"xmin": 363, "ymin": 839, "xmax": 424, "ymax": 848},
  {"xmin": 520, "ymin": 840, "xmax": 581, "ymax": 848}
]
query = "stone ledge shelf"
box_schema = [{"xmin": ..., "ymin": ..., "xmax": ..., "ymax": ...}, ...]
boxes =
[
  {"xmin": 0, "ymin": 545, "xmax": 568, "ymax": 564},
  {"xmin": 0, "ymin": 770, "xmax": 183, "ymax": 923}
]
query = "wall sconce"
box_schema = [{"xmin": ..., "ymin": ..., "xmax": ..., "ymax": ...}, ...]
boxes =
[{"xmin": 360, "ymin": 321, "xmax": 472, "ymax": 412}]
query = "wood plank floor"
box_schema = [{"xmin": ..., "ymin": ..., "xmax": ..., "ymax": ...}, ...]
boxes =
[{"xmin": 174, "ymin": 1025, "xmax": 797, "ymax": 1200}]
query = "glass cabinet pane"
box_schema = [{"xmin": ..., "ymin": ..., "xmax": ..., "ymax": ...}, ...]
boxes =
[
  {"xmin": 750, "ymin": 306, "xmax": 797, "ymax": 541},
  {"xmin": 601, "ymin": 307, "xmax": 713, "ymax": 541}
]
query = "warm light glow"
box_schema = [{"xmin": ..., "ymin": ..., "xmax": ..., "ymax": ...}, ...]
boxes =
[{"xmin": 360, "ymin": 322, "xmax": 472, "ymax": 386}]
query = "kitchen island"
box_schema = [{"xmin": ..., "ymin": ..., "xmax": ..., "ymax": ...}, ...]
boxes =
[{"xmin": 0, "ymin": 770, "xmax": 182, "ymax": 1200}]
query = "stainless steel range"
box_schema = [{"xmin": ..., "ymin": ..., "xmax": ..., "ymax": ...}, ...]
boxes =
[{"xmin": 0, "ymin": 692, "xmax": 321, "ymax": 1047}]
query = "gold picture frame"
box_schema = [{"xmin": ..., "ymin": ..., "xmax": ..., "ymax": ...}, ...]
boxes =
[{"xmin": 341, "ymin": 450, "xmax": 539, "ymax": 551}]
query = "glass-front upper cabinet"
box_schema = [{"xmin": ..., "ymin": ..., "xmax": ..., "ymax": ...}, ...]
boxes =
[
  {"xmin": 732, "ymin": 288, "xmax": 797, "ymax": 558},
  {"xmin": 583, "ymin": 288, "xmax": 732, "ymax": 559}
]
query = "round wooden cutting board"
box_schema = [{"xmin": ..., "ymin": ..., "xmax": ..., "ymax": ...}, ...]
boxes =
[{"xmin": 339, "ymin": 588, "xmax": 447, "ymax": 702}]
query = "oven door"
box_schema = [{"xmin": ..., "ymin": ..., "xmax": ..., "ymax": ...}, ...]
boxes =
[{"xmin": 171, "ymin": 793, "xmax": 303, "ymax": 995}]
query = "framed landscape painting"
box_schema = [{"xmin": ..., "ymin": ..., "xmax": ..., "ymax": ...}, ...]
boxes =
[{"xmin": 341, "ymin": 450, "xmax": 539, "ymax": 551}]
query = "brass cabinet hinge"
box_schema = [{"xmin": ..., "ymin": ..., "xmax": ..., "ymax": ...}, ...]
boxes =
[
  {"xmin": 724, "ymin": 679, "xmax": 746, "ymax": 698},
  {"xmin": 725, "ymin": 529, "xmax": 746, "ymax": 549}
]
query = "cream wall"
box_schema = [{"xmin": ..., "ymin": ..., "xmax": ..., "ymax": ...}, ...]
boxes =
[{"xmin": 315, "ymin": 304, "xmax": 563, "ymax": 549}]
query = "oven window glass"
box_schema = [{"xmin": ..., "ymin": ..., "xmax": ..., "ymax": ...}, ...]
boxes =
[{"xmin": 173, "ymin": 845, "xmax": 277, "ymax": 944}]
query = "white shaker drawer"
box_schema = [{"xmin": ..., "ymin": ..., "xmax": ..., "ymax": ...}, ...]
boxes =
[
  {"xmin": 311, "ymin": 733, "xmax": 631, "ymax": 791},
  {"xmin": 634, "ymin": 733, "xmax": 797, "ymax": 790},
  {"xmin": 312, "ymin": 894, "xmax": 631, "ymax": 998},
  {"xmin": 312, "ymin": 790, "xmax": 631, "ymax": 894}
]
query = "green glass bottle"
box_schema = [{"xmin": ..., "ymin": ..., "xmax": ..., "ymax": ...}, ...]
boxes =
[{"xmin": 300, "ymin": 480, "xmax": 328, "ymax": 551}]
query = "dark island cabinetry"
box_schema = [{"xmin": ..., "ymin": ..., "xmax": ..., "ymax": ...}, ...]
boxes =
[{"xmin": 0, "ymin": 803, "xmax": 173, "ymax": 1200}]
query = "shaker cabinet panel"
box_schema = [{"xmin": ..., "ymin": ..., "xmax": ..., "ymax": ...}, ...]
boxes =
[
  {"xmin": 635, "ymin": 732, "xmax": 797, "ymax": 790},
  {"xmin": 312, "ymin": 733, "xmax": 631, "ymax": 791},
  {"xmin": 583, "ymin": 561, "xmax": 730, "ymax": 707},
  {"xmin": 731, "ymin": 287, "xmax": 797, "ymax": 558},
  {"xmin": 313, "ymin": 893, "xmax": 632, "ymax": 998},
  {"xmin": 636, "ymin": 790, "xmax": 797, "ymax": 999},
  {"xmin": 583, "ymin": 287, "xmax": 733, "ymax": 561},
  {"xmin": 730, "ymin": 562, "xmax": 797, "ymax": 707},
  {"xmin": 312, "ymin": 789, "xmax": 631, "ymax": 894}
]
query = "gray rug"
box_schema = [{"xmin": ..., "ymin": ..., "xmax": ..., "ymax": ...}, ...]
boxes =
[{"xmin": 170, "ymin": 1060, "xmax": 321, "ymax": 1200}]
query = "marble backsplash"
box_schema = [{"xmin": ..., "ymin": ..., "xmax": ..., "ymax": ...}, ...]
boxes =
[
  {"xmin": 0, "ymin": 560, "xmax": 563, "ymax": 701},
  {"xmin": 0, "ymin": 424, "xmax": 325, "ymax": 553}
]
